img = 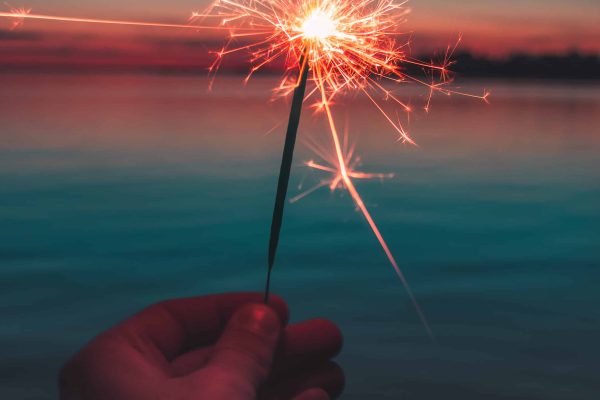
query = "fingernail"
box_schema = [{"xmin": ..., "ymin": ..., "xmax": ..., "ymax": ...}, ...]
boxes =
[{"xmin": 231, "ymin": 303, "xmax": 281, "ymax": 338}]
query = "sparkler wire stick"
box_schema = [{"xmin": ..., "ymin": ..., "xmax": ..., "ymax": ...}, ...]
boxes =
[{"xmin": 265, "ymin": 48, "xmax": 310, "ymax": 304}]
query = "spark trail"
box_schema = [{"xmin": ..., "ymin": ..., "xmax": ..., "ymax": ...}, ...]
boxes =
[
  {"xmin": 317, "ymin": 75, "xmax": 434, "ymax": 338},
  {"xmin": 0, "ymin": 9, "xmax": 247, "ymax": 31}
]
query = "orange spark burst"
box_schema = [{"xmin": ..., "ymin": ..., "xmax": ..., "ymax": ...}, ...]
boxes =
[
  {"xmin": 293, "ymin": 125, "xmax": 394, "ymax": 204},
  {"xmin": 196, "ymin": 0, "xmax": 488, "ymax": 140},
  {"xmin": 2, "ymin": 2, "xmax": 30, "ymax": 29}
]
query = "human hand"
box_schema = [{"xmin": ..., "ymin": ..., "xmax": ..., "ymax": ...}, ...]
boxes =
[{"xmin": 59, "ymin": 293, "xmax": 344, "ymax": 400}]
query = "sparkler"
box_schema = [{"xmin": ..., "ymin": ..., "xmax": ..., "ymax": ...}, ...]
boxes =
[
  {"xmin": 2, "ymin": 0, "xmax": 489, "ymax": 338},
  {"xmin": 196, "ymin": 0, "xmax": 489, "ymax": 338}
]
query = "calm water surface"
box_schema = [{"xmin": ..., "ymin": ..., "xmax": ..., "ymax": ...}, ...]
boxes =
[{"xmin": 1, "ymin": 74, "xmax": 599, "ymax": 399}]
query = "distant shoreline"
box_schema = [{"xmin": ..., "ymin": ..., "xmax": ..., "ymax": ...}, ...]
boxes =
[{"xmin": 2, "ymin": 52, "xmax": 598, "ymax": 80}]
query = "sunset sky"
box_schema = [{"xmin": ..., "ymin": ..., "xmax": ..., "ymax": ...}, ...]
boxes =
[{"xmin": 1, "ymin": 0, "xmax": 599, "ymax": 71}]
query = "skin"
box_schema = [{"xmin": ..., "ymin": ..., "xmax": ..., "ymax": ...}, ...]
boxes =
[{"xmin": 59, "ymin": 292, "xmax": 344, "ymax": 400}]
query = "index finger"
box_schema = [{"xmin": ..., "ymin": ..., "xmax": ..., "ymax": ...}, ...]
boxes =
[{"xmin": 117, "ymin": 292, "xmax": 288, "ymax": 360}]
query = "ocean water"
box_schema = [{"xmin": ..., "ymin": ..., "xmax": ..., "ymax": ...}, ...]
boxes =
[{"xmin": 0, "ymin": 74, "xmax": 599, "ymax": 399}]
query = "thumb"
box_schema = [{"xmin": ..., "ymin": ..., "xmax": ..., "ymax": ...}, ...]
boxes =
[{"xmin": 204, "ymin": 303, "xmax": 282, "ymax": 394}]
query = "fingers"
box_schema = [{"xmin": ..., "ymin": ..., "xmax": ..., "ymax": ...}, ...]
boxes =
[
  {"xmin": 202, "ymin": 303, "xmax": 282, "ymax": 393},
  {"xmin": 260, "ymin": 361, "xmax": 345, "ymax": 400},
  {"xmin": 214, "ymin": 293, "xmax": 289, "ymax": 326},
  {"xmin": 273, "ymin": 319, "xmax": 342, "ymax": 377},
  {"xmin": 120, "ymin": 292, "xmax": 288, "ymax": 360},
  {"xmin": 171, "ymin": 318, "xmax": 343, "ymax": 377}
]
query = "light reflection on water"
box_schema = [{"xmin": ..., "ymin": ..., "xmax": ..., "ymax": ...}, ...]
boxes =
[{"xmin": 1, "ymin": 74, "xmax": 599, "ymax": 399}]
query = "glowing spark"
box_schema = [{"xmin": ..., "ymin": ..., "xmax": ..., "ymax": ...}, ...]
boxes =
[
  {"xmin": 2, "ymin": 2, "xmax": 29, "ymax": 29},
  {"xmin": 301, "ymin": 10, "xmax": 337, "ymax": 40},
  {"xmin": 319, "ymin": 92, "xmax": 434, "ymax": 338}
]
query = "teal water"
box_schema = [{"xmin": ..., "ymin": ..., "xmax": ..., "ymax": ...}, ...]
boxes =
[{"xmin": 1, "ymin": 74, "xmax": 599, "ymax": 399}]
